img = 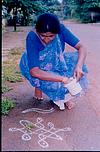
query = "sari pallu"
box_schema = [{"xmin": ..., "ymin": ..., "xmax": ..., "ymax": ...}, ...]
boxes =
[{"xmin": 19, "ymin": 35, "xmax": 88, "ymax": 101}]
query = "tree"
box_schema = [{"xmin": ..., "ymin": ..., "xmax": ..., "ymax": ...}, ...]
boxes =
[
  {"xmin": 2, "ymin": 0, "xmax": 61, "ymax": 28},
  {"xmin": 63, "ymin": 0, "xmax": 100, "ymax": 22}
]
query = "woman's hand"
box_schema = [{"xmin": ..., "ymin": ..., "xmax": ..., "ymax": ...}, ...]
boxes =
[
  {"xmin": 73, "ymin": 65, "xmax": 84, "ymax": 81},
  {"xmin": 73, "ymin": 42, "xmax": 87, "ymax": 81},
  {"xmin": 62, "ymin": 77, "xmax": 69, "ymax": 84}
]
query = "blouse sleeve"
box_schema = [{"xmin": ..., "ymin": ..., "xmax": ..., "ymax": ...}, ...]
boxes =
[{"xmin": 60, "ymin": 24, "xmax": 80, "ymax": 47}]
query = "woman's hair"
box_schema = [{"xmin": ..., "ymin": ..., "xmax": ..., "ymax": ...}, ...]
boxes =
[{"xmin": 35, "ymin": 13, "xmax": 60, "ymax": 34}]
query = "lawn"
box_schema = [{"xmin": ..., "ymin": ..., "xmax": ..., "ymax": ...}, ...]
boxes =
[{"xmin": 2, "ymin": 47, "xmax": 24, "ymax": 115}]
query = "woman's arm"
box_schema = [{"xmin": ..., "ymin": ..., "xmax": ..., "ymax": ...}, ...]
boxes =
[
  {"xmin": 74, "ymin": 41, "xmax": 87, "ymax": 80},
  {"xmin": 60, "ymin": 24, "xmax": 87, "ymax": 81},
  {"xmin": 30, "ymin": 67, "xmax": 69, "ymax": 84},
  {"xmin": 74, "ymin": 41, "xmax": 87, "ymax": 68}
]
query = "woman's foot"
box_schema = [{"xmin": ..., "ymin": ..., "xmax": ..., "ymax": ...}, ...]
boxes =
[
  {"xmin": 65, "ymin": 101, "xmax": 75, "ymax": 110},
  {"xmin": 34, "ymin": 88, "xmax": 43, "ymax": 101}
]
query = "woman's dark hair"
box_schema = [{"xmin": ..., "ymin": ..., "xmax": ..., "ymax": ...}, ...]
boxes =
[{"xmin": 35, "ymin": 13, "xmax": 60, "ymax": 34}]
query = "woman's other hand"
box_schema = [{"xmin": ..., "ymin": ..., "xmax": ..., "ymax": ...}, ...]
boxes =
[{"xmin": 73, "ymin": 66, "xmax": 84, "ymax": 81}]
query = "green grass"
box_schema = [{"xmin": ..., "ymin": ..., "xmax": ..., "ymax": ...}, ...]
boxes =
[
  {"xmin": 1, "ymin": 98, "xmax": 15, "ymax": 115},
  {"xmin": 25, "ymin": 123, "xmax": 36, "ymax": 130},
  {"xmin": 9, "ymin": 47, "xmax": 23, "ymax": 56},
  {"xmin": 2, "ymin": 48, "xmax": 24, "ymax": 115},
  {"xmin": 2, "ymin": 85, "xmax": 12, "ymax": 93},
  {"xmin": 1, "ymin": 76, "xmax": 13, "ymax": 93},
  {"xmin": 13, "ymin": 29, "xmax": 24, "ymax": 32},
  {"xmin": 2, "ymin": 65, "xmax": 22, "ymax": 82},
  {"xmin": 2, "ymin": 47, "xmax": 24, "ymax": 83}
]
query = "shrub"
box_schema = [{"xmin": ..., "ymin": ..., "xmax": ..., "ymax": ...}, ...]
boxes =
[{"xmin": 1, "ymin": 98, "xmax": 15, "ymax": 115}]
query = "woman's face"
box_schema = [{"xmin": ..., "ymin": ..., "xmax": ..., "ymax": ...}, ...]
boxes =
[{"xmin": 38, "ymin": 32, "xmax": 56, "ymax": 44}]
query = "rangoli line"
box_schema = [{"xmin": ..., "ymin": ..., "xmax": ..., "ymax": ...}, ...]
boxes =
[{"xmin": 21, "ymin": 107, "xmax": 55, "ymax": 114}]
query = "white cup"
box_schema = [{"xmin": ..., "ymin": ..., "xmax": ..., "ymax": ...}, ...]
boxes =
[{"xmin": 64, "ymin": 77, "xmax": 82, "ymax": 95}]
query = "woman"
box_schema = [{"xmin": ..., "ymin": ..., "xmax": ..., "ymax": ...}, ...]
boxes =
[{"xmin": 19, "ymin": 13, "xmax": 88, "ymax": 110}]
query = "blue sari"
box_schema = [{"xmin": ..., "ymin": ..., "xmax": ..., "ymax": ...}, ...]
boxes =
[{"xmin": 19, "ymin": 35, "xmax": 88, "ymax": 101}]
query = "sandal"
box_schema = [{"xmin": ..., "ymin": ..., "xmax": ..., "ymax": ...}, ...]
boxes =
[{"xmin": 34, "ymin": 96, "xmax": 44, "ymax": 101}]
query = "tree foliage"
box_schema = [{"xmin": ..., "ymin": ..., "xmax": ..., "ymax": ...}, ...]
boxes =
[
  {"xmin": 2, "ymin": 0, "xmax": 100, "ymax": 24},
  {"xmin": 2, "ymin": 0, "xmax": 61, "ymax": 26},
  {"xmin": 64, "ymin": 0, "xmax": 100, "ymax": 22}
]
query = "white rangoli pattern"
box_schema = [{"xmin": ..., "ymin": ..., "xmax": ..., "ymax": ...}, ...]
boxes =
[
  {"xmin": 9, "ymin": 117, "xmax": 71, "ymax": 148},
  {"xmin": 21, "ymin": 107, "xmax": 55, "ymax": 114}
]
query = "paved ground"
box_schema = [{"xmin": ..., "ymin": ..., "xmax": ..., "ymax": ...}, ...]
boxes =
[{"xmin": 2, "ymin": 22, "xmax": 100, "ymax": 151}]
